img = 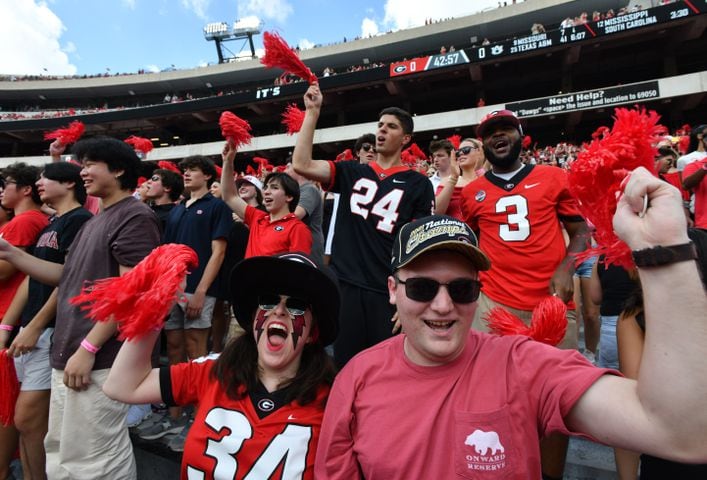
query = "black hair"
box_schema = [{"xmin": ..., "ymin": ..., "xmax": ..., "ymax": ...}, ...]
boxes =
[
  {"xmin": 354, "ymin": 133, "xmax": 376, "ymax": 153},
  {"xmin": 656, "ymin": 146, "xmax": 678, "ymax": 159},
  {"xmin": 71, "ymin": 136, "xmax": 141, "ymax": 190},
  {"xmin": 379, "ymin": 107, "xmax": 414, "ymax": 135},
  {"xmin": 153, "ymin": 169, "xmax": 184, "ymax": 202},
  {"xmin": 429, "ymin": 139, "xmax": 454, "ymax": 155},
  {"xmin": 42, "ymin": 162, "xmax": 87, "ymax": 205},
  {"xmin": 688, "ymin": 125, "xmax": 707, "ymax": 153},
  {"xmin": 178, "ymin": 155, "xmax": 217, "ymax": 187},
  {"xmin": 212, "ymin": 321, "xmax": 337, "ymax": 407},
  {"xmin": 264, "ymin": 172, "xmax": 300, "ymax": 212},
  {"xmin": 1, "ymin": 162, "xmax": 42, "ymax": 204}
]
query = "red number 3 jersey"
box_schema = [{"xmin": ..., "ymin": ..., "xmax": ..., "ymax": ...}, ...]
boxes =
[
  {"xmin": 163, "ymin": 357, "xmax": 328, "ymax": 480},
  {"xmin": 460, "ymin": 165, "xmax": 583, "ymax": 310}
]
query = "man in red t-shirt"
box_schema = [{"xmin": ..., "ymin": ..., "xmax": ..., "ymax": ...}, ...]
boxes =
[
  {"xmin": 317, "ymin": 190, "xmax": 707, "ymax": 478},
  {"xmin": 460, "ymin": 110, "xmax": 589, "ymax": 479},
  {"xmin": 0, "ymin": 163, "xmax": 48, "ymax": 319},
  {"xmin": 0, "ymin": 162, "xmax": 48, "ymax": 478}
]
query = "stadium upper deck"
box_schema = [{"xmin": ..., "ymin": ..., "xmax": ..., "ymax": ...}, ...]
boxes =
[{"xmin": 0, "ymin": 0, "xmax": 705, "ymax": 165}]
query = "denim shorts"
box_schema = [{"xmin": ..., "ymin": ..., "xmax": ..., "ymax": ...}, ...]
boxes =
[
  {"xmin": 574, "ymin": 256, "xmax": 598, "ymax": 279},
  {"xmin": 597, "ymin": 315, "xmax": 619, "ymax": 370}
]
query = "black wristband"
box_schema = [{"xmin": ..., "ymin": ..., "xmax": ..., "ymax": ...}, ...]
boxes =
[{"xmin": 632, "ymin": 242, "xmax": 697, "ymax": 268}]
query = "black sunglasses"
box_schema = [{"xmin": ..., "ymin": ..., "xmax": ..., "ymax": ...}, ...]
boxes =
[
  {"xmin": 395, "ymin": 276, "xmax": 481, "ymax": 304},
  {"xmin": 258, "ymin": 294, "xmax": 310, "ymax": 316},
  {"xmin": 150, "ymin": 175, "xmax": 161, "ymax": 182},
  {"xmin": 361, "ymin": 143, "xmax": 376, "ymax": 153},
  {"xmin": 456, "ymin": 145, "xmax": 479, "ymax": 156}
]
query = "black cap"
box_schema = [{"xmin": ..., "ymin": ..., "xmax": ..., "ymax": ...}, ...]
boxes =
[
  {"xmin": 229, "ymin": 253, "xmax": 339, "ymax": 346},
  {"xmin": 391, "ymin": 215, "xmax": 491, "ymax": 272}
]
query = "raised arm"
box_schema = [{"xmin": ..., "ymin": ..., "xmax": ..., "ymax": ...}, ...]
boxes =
[
  {"xmin": 292, "ymin": 84, "xmax": 332, "ymax": 185},
  {"xmin": 434, "ymin": 150, "xmax": 459, "ymax": 215},
  {"xmin": 567, "ymin": 168, "xmax": 707, "ymax": 462},
  {"xmin": 103, "ymin": 329, "xmax": 162, "ymax": 405},
  {"xmin": 220, "ymin": 141, "xmax": 248, "ymax": 219},
  {"xmin": 0, "ymin": 238, "xmax": 63, "ymax": 286}
]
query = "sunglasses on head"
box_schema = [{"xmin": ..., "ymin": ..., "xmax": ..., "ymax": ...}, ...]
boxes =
[
  {"xmin": 258, "ymin": 294, "xmax": 310, "ymax": 316},
  {"xmin": 456, "ymin": 145, "xmax": 479, "ymax": 156},
  {"xmin": 150, "ymin": 175, "xmax": 161, "ymax": 182},
  {"xmin": 395, "ymin": 276, "xmax": 481, "ymax": 304},
  {"xmin": 361, "ymin": 143, "xmax": 376, "ymax": 153}
]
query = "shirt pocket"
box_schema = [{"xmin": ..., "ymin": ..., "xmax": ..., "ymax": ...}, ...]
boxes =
[{"xmin": 454, "ymin": 406, "xmax": 522, "ymax": 479}]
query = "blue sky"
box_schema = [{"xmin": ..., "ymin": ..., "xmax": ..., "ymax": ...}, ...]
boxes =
[{"xmin": 0, "ymin": 0, "xmax": 501, "ymax": 76}]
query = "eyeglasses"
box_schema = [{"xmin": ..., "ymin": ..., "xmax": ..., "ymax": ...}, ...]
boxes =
[
  {"xmin": 395, "ymin": 276, "xmax": 481, "ymax": 304},
  {"xmin": 361, "ymin": 143, "xmax": 376, "ymax": 153},
  {"xmin": 258, "ymin": 294, "xmax": 310, "ymax": 316},
  {"xmin": 150, "ymin": 175, "xmax": 161, "ymax": 182},
  {"xmin": 456, "ymin": 146, "xmax": 480, "ymax": 156}
]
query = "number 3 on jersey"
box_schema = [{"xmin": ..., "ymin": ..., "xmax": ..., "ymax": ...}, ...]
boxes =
[
  {"xmin": 187, "ymin": 408, "xmax": 312, "ymax": 479},
  {"xmin": 349, "ymin": 178, "xmax": 403, "ymax": 233},
  {"xmin": 496, "ymin": 195, "xmax": 530, "ymax": 241}
]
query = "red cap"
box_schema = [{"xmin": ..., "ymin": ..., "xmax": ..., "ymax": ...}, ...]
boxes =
[{"xmin": 476, "ymin": 110, "xmax": 523, "ymax": 138}]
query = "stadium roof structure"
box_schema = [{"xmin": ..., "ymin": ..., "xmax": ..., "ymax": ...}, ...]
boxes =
[{"xmin": 1, "ymin": 0, "xmax": 705, "ymax": 166}]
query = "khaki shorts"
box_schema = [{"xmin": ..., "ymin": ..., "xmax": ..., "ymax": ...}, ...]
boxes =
[
  {"xmin": 472, "ymin": 292, "xmax": 578, "ymax": 350},
  {"xmin": 45, "ymin": 368, "xmax": 136, "ymax": 479}
]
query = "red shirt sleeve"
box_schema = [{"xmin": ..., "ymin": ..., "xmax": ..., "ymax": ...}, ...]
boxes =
[
  {"xmin": 244, "ymin": 204, "xmax": 267, "ymax": 227},
  {"xmin": 683, "ymin": 158, "xmax": 706, "ymax": 178},
  {"xmin": 289, "ymin": 220, "xmax": 312, "ymax": 254},
  {"xmin": 315, "ymin": 367, "xmax": 361, "ymax": 479},
  {"xmin": 555, "ymin": 169, "xmax": 583, "ymax": 221},
  {"xmin": 168, "ymin": 357, "xmax": 216, "ymax": 406},
  {"xmin": 324, "ymin": 161, "xmax": 337, "ymax": 192}
]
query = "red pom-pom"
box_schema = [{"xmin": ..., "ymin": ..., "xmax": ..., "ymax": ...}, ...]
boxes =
[
  {"xmin": 678, "ymin": 135, "xmax": 690, "ymax": 155},
  {"xmin": 447, "ymin": 135, "xmax": 462, "ymax": 149},
  {"xmin": 485, "ymin": 308, "xmax": 531, "ymax": 336},
  {"xmin": 679, "ymin": 124, "xmax": 691, "ymax": 135},
  {"xmin": 44, "ymin": 121, "xmax": 85, "ymax": 145},
  {"xmin": 157, "ymin": 161, "xmax": 181, "ymax": 174},
  {"xmin": 281, "ymin": 104, "xmax": 305, "ymax": 135},
  {"xmin": 215, "ymin": 165, "xmax": 223, "ymax": 178},
  {"xmin": 522, "ymin": 135, "xmax": 532, "ymax": 149},
  {"xmin": 70, "ymin": 244, "xmax": 198, "ymax": 340},
  {"xmin": 137, "ymin": 176, "xmax": 147, "ymax": 186},
  {"xmin": 275, "ymin": 165, "xmax": 287, "ymax": 172},
  {"xmin": 0, "ymin": 351, "xmax": 19, "ymax": 426},
  {"xmin": 404, "ymin": 143, "xmax": 427, "ymax": 161},
  {"xmin": 245, "ymin": 165, "xmax": 257, "ymax": 176},
  {"xmin": 219, "ymin": 111, "xmax": 252, "ymax": 148},
  {"xmin": 485, "ymin": 296, "xmax": 567, "ymax": 346},
  {"xmin": 568, "ymin": 107, "xmax": 662, "ymax": 269},
  {"xmin": 591, "ymin": 126, "xmax": 610, "ymax": 140},
  {"xmin": 400, "ymin": 150, "xmax": 417, "ymax": 167},
  {"xmin": 528, "ymin": 296, "xmax": 567, "ymax": 346},
  {"xmin": 260, "ymin": 31, "xmax": 317, "ymax": 84},
  {"xmin": 335, "ymin": 149, "xmax": 354, "ymax": 162},
  {"xmin": 253, "ymin": 157, "xmax": 272, "ymax": 176},
  {"xmin": 124, "ymin": 135, "xmax": 154, "ymax": 155}
]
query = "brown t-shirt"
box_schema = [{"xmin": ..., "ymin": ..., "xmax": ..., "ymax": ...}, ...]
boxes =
[{"xmin": 52, "ymin": 196, "xmax": 160, "ymax": 370}]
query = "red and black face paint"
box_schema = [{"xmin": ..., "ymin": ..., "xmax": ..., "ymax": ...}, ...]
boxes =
[
  {"xmin": 291, "ymin": 312, "xmax": 307, "ymax": 349},
  {"xmin": 254, "ymin": 309, "xmax": 269, "ymax": 344}
]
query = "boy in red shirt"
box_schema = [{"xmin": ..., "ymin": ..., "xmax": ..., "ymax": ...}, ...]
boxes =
[{"xmin": 220, "ymin": 142, "xmax": 311, "ymax": 257}]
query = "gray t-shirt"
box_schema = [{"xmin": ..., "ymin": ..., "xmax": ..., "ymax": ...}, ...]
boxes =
[
  {"xmin": 298, "ymin": 182, "xmax": 324, "ymax": 265},
  {"xmin": 52, "ymin": 196, "xmax": 161, "ymax": 370}
]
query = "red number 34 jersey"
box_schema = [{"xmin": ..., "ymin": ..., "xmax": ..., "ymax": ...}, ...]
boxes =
[{"xmin": 164, "ymin": 357, "xmax": 328, "ymax": 480}]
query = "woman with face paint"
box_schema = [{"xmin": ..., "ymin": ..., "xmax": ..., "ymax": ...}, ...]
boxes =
[{"xmin": 104, "ymin": 252, "xmax": 339, "ymax": 480}]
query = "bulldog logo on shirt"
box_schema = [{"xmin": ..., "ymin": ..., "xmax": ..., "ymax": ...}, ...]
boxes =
[{"xmin": 274, "ymin": 226, "xmax": 284, "ymax": 231}]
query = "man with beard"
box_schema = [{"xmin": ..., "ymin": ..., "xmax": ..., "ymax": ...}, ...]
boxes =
[{"xmin": 460, "ymin": 110, "xmax": 589, "ymax": 480}]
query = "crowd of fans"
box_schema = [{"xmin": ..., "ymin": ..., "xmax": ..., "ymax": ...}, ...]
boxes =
[{"xmin": 0, "ymin": 92, "xmax": 706, "ymax": 479}]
